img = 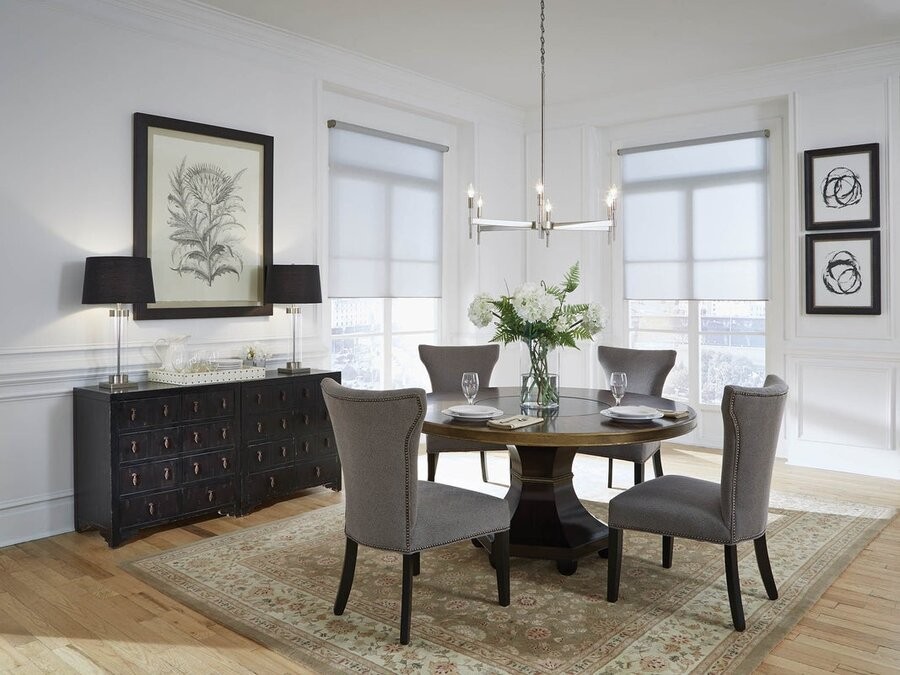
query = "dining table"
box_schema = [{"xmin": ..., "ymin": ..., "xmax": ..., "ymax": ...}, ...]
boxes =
[{"xmin": 423, "ymin": 387, "xmax": 696, "ymax": 575}]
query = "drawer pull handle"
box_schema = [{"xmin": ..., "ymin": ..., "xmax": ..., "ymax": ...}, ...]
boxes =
[
  {"xmin": 221, "ymin": 397, "xmax": 228, "ymax": 409},
  {"xmin": 302, "ymin": 388, "xmax": 310, "ymax": 398},
  {"xmin": 163, "ymin": 403, "xmax": 169, "ymax": 417},
  {"xmin": 193, "ymin": 431, "xmax": 201, "ymax": 444},
  {"xmin": 192, "ymin": 400, "xmax": 200, "ymax": 413},
  {"xmin": 163, "ymin": 436, "xmax": 171, "ymax": 450},
  {"xmin": 303, "ymin": 414, "xmax": 310, "ymax": 425},
  {"xmin": 281, "ymin": 446, "xmax": 288, "ymax": 458},
  {"xmin": 207, "ymin": 490, "xmax": 215, "ymax": 503},
  {"xmin": 148, "ymin": 502, "xmax": 155, "ymax": 516},
  {"xmin": 303, "ymin": 440, "xmax": 310, "ymax": 454},
  {"xmin": 257, "ymin": 421, "xmax": 263, "ymax": 434},
  {"xmin": 130, "ymin": 408, "xmax": 137, "ymax": 422},
  {"xmin": 131, "ymin": 440, "xmax": 138, "ymax": 454},
  {"xmin": 280, "ymin": 390, "xmax": 286, "ymax": 401},
  {"xmin": 269, "ymin": 476, "xmax": 276, "ymax": 488},
  {"xmin": 257, "ymin": 393, "xmax": 263, "ymax": 405},
  {"xmin": 257, "ymin": 450, "xmax": 263, "ymax": 463},
  {"xmin": 221, "ymin": 457, "xmax": 229, "ymax": 470},
  {"xmin": 164, "ymin": 467, "xmax": 171, "ymax": 481},
  {"xmin": 315, "ymin": 466, "xmax": 321, "ymax": 478},
  {"xmin": 193, "ymin": 462, "xmax": 201, "ymax": 476},
  {"xmin": 281, "ymin": 418, "xmax": 288, "ymax": 430},
  {"xmin": 324, "ymin": 437, "xmax": 330, "ymax": 448},
  {"xmin": 131, "ymin": 472, "xmax": 139, "ymax": 487},
  {"xmin": 221, "ymin": 427, "xmax": 228, "ymax": 441}
]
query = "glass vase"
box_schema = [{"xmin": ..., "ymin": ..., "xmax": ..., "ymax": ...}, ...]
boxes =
[{"xmin": 520, "ymin": 341, "xmax": 560, "ymax": 410}]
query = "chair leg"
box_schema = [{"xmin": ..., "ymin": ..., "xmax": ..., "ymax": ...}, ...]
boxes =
[
  {"xmin": 607, "ymin": 458, "xmax": 614, "ymax": 489},
  {"xmin": 633, "ymin": 461, "xmax": 645, "ymax": 485},
  {"xmin": 480, "ymin": 451, "xmax": 489, "ymax": 483},
  {"xmin": 652, "ymin": 449, "xmax": 664, "ymax": 478},
  {"xmin": 493, "ymin": 530, "xmax": 510, "ymax": 606},
  {"xmin": 754, "ymin": 533, "xmax": 779, "ymax": 600},
  {"xmin": 400, "ymin": 554, "xmax": 415, "ymax": 644},
  {"xmin": 724, "ymin": 544, "xmax": 746, "ymax": 631},
  {"xmin": 333, "ymin": 537, "xmax": 358, "ymax": 615},
  {"xmin": 662, "ymin": 535, "xmax": 674, "ymax": 568},
  {"xmin": 606, "ymin": 527, "xmax": 623, "ymax": 602},
  {"xmin": 427, "ymin": 453, "xmax": 438, "ymax": 482},
  {"xmin": 412, "ymin": 551, "xmax": 420, "ymax": 577}
]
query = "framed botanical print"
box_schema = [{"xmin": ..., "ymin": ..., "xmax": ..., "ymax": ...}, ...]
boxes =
[
  {"xmin": 133, "ymin": 113, "xmax": 273, "ymax": 319},
  {"xmin": 805, "ymin": 231, "xmax": 881, "ymax": 315},
  {"xmin": 803, "ymin": 143, "xmax": 879, "ymax": 230}
]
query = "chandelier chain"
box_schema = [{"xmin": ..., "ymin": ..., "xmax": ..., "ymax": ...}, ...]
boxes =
[{"xmin": 539, "ymin": 0, "xmax": 546, "ymax": 189}]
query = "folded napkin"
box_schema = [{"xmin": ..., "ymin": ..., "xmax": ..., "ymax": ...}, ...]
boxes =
[
  {"xmin": 486, "ymin": 415, "xmax": 544, "ymax": 430},
  {"xmin": 657, "ymin": 408, "xmax": 690, "ymax": 419}
]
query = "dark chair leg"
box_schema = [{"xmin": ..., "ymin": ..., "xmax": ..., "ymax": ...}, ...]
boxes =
[
  {"xmin": 427, "ymin": 453, "xmax": 438, "ymax": 482},
  {"xmin": 480, "ymin": 451, "xmax": 489, "ymax": 483},
  {"xmin": 633, "ymin": 461, "xmax": 645, "ymax": 485},
  {"xmin": 400, "ymin": 554, "xmax": 415, "ymax": 644},
  {"xmin": 662, "ymin": 535, "xmax": 674, "ymax": 568},
  {"xmin": 493, "ymin": 530, "xmax": 510, "ymax": 606},
  {"xmin": 334, "ymin": 537, "xmax": 358, "ymax": 615},
  {"xmin": 412, "ymin": 551, "xmax": 420, "ymax": 577},
  {"xmin": 607, "ymin": 458, "xmax": 614, "ymax": 489},
  {"xmin": 606, "ymin": 527, "xmax": 623, "ymax": 602},
  {"xmin": 753, "ymin": 533, "xmax": 778, "ymax": 600},
  {"xmin": 724, "ymin": 544, "xmax": 746, "ymax": 631},
  {"xmin": 652, "ymin": 449, "xmax": 663, "ymax": 478}
]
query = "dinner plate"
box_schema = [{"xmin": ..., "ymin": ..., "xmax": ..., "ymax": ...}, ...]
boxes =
[
  {"xmin": 441, "ymin": 405, "xmax": 505, "ymax": 420},
  {"xmin": 600, "ymin": 407, "xmax": 663, "ymax": 423},
  {"xmin": 604, "ymin": 405, "xmax": 662, "ymax": 418}
]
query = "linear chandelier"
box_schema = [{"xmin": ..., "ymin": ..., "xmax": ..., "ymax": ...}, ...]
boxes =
[{"xmin": 467, "ymin": 0, "xmax": 618, "ymax": 247}]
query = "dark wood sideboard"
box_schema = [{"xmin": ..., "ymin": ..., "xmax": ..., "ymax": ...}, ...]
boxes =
[{"xmin": 74, "ymin": 369, "xmax": 341, "ymax": 547}]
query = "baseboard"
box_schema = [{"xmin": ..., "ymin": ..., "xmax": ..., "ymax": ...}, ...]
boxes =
[{"xmin": 0, "ymin": 491, "xmax": 74, "ymax": 548}]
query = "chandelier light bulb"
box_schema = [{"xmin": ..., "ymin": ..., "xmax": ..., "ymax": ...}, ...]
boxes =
[
  {"xmin": 605, "ymin": 185, "xmax": 619, "ymax": 207},
  {"xmin": 535, "ymin": 182, "xmax": 544, "ymax": 195},
  {"xmin": 544, "ymin": 201, "xmax": 552, "ymax": 214},
  {"xmin": 467, "ymin": 183, "xmax": 476, "ymax": 199},
  {"xmin": 476, "ymin": 196, "xmax": 484, "ymax": 208}
]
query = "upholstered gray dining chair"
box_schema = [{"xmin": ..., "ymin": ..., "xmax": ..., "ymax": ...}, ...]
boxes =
[
  {"xmin": 418, "ymin": 344, "xmax": 508, "ymax": 482},
  {"xmin": 321, "ymin": 378, "xmax": 511, "ymax": 645},
  {"xmin": 606, "ymin": 375, "xmax": 788, "ymax": 631},
  {"xmin": 581, "ymin": 346, "xmax": 677, "ymax": 487}
]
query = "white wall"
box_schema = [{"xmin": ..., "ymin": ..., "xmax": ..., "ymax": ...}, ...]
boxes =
[
  {"xmin": 0, "ymin": 0, "xmax": 525, "ymax": 545},
  {"xmin": 532, "ymin": 46, "xmax": 900, "ymax": 478}
]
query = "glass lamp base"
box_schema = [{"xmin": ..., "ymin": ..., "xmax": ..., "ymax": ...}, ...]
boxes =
[
  {"xmin": 100, "ymin": 373, "xmax": 137, "ymax": 390},
  {"xmin": 278, "ymin": 362, "xmax": 310, "ymax": 374}
]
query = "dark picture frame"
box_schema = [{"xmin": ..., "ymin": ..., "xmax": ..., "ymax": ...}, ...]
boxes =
[
  {"xmin": 803, "ymin": 143, "xmax": 879, "ymax": 230},
  {"xmin": 133, "ymin": 113, "xmax": 273, "ymax": 320},
  {"xmin": 805, "ymin": 231, "xmax": 881, "ymax": 315}
]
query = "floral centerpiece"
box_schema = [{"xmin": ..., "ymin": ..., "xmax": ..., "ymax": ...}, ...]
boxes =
[
  {"xmin": 243, "ymin": 342, "xmax": 269, "ymax": 368},
  {"xmin": 467, "ymin": 263, "xmax": 607, "ymax": 409}
]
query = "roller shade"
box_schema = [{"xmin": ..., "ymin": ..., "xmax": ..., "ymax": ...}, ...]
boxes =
[
  {"xmin": 328, "ymin": 121, "xmax": 445, "ymax": 298},
  {"xmin": 620, "ymin": 132, "xmax": 769, "ymax": 300}
]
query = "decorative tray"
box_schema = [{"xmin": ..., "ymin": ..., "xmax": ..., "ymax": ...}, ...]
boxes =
[{"xmin": 147, "ymin": 367, "xmax": 266, "ymax": 386}]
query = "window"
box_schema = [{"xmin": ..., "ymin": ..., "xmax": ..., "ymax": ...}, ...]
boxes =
[
  {"xmin": 620, "ymin": 132, "xmax": 769, "ymax": 405},
  {"xmin": 327, "ymin": 121, "xmax": 446, "ymax": 389}
]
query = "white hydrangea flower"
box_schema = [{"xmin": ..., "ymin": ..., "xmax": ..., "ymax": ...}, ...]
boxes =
[
  {"xmin": 512, "ymin": 282, "xmax": 556, "ymax": 323},
  {"xmin": 467, "ymin": 292, "xmax": 495, "ymax": 328},
  {"xmin": 581, "ymin": 303, "xmax": 608, "ymax": 334}
]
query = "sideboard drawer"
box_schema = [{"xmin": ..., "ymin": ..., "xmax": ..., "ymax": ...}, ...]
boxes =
[
  {"xmin": 183, "ymin": 479, "xmax": 235, "ymax": 513},
  {"xmin": 119, "ymin": 459, "xmax": 179, "ymax": 495},
  {"xmin": 119, "ymin": 489, "xmax": 179, "ymax": 528},
  {"xmin": 118, "ymin": 432, "xmax": 151, "ymax": 463},
  {"xmin": 243, "ymin": 412, "xmax": 294, "ymax": 443},
  {"xmin": 246, "ymin": 439, "xmax": 295, "ymax": 472},
  {"xmin": 116, "ymin": 396, "xmax": 180, "ymax": 430},
  {"xmin": 243, "ymin": 382, "xmax": 295, "ymax": 414},
  {"xmin": 182, "ymin": 388, "xmax": 235, "ymax": 421},
  {"xmin": 245, "ymin": 465, "xmax": 298, "ymax": 503},
  {"xmin": 182, "ymin": 449, "xmax": 235, "ymax": 484},
  {"xmin": 297, "ymin": 456, "xmax": 340, "ymax": 489}
]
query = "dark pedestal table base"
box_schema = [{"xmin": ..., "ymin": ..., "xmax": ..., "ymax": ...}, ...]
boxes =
[{"xmin": 502, "ymin": 445, "xmax": 609, "ymax": 574}]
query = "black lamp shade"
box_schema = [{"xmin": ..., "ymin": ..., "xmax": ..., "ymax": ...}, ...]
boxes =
[
  {"xmin": 264, "ymin": 264, "xmax": 322, "ymax": 304},
  {"xmin": 82, "ymin": 256, "xmax": 156, "ymax": 305}
]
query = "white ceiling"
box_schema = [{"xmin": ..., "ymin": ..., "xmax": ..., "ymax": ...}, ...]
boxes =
[{"xmin": 198, "ymin": 0, "xmax": 900, "ymax": 108}]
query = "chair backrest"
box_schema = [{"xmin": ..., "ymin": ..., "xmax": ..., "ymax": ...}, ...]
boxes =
[
  {"xmin": 719, "ymin": 374, "xmax": 788, "ymax": 542},
  {"xmin": 597, "ymin": 346, "xmax": 676, "ymax": 396},
  {"xmin": 321, "ymin": 378, "xmax": 425, "ymax": 552},
  {"xmin": 418, "ymin": 344, "xmax": 500, "ymax": 393}
]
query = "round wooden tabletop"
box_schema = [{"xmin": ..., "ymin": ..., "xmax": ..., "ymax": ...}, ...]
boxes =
[{"xmin": 424, "ymin": 387, "xmax": 696, "ymax": 447}]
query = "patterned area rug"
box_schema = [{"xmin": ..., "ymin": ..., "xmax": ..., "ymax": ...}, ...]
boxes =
[{"xmin": 125, "ymin": 496, "xmax": 891, "ymax": 674}]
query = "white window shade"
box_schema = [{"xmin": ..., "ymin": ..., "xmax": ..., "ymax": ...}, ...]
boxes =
[
  {"xmin": 620, "ymin": 133, "xmax": 769, "ymax": 301},
  {"xmin": 328, "ymin": 122, "xmax": 446, "ymax": 298}
]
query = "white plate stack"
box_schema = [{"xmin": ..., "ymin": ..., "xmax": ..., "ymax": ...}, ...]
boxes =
[
  {"xmin": 441, "ymin": 404, "xmax": 505, "ymax": 421},
  {"xmin": 600, "ymin": 405, "xmax": 664, "ymax": 422}
]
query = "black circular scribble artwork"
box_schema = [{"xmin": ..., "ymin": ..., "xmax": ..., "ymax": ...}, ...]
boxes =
[
  {"xmin": 822, "ymin": 249, "xmax": 862, "ymax": 295},
  {"xmin": 821, "ymin": 166, "xmax": 862, "ymax": 209}
]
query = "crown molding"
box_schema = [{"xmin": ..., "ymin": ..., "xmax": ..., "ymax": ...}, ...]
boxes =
[{"xmin": 38, "ymin": 0, "xmax": 524, "ymax": 127}]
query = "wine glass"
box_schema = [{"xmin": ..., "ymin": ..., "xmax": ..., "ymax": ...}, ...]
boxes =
[
  {"xmin": 461, "ymin": 372, "xmax": 480, "ymax": 405},
  {"xmin": 609, "ymin": 371, "xmax": 627, "ymax": 407}
]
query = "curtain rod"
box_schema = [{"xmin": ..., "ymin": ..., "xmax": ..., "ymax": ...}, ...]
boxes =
[
  {"xmin": 618, "ymin": 129, "xmax": 769, "ymax": 156},
  {"xmin": 327, "ymin": 120, "xmax": 449, "ymax": 153}
]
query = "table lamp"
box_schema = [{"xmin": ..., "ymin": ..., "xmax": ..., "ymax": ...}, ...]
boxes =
[
  {"xmin": 82, "ymin": 256, "xmax": 155, "ymax": 389},
  {"xmin": 264, "ymin": 264, "xmax": 322, "ymax": 374}
]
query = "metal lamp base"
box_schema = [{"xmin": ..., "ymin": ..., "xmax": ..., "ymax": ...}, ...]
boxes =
[
  {"xmin": 278, "ymin": 362, "xmax": 310, "ymax": 375},
  {"xmin": 100, "ymin": 373, "xmax": 138, "ymax": 390}
]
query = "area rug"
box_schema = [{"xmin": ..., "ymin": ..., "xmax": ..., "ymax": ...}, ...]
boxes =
[{"xmin": 124, "ymin": 496, "xmax": 892, "ymax": 674}]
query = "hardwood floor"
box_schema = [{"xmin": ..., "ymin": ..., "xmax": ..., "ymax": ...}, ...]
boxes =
[{"xmin": 0, "ymin": 445, "xmax": 896, "ymax": 673}]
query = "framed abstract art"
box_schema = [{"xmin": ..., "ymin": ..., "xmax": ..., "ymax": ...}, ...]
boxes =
[
  {"xmin": 805, "ymin": 231, "xmax": 881, "ymax": 315},
  {"xmin": 803, "ymin": 143, "xmax": 879, "ymax": 231}
]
